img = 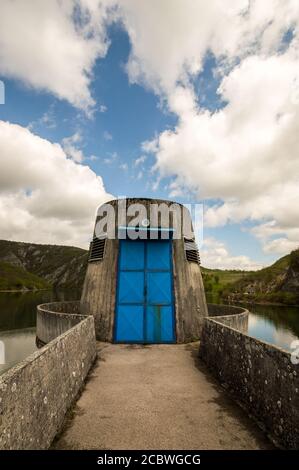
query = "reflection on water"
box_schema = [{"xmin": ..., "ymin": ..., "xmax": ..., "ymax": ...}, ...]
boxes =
[
  {"xmin": 0, "ymin": 290, "xmax": 81, "ymax": 331},
  {"xmin": 206, "ymin": 293, "xmax": 299, "ymax": 352},
  {"xmin": 0, "ymin": 328, "xmax": 37, "ymax": 375},
  {"xmin": 0, "ymin": 290, "xmax": 81, "ymax": 375},
  {"xmin": 247, "ymin": 304, "xmax": 299, "ymax": 352}
]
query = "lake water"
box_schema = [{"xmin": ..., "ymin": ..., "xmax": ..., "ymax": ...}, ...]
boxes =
[
  {"xmin": 0, "ymin": 327, "xmax": 37, "ymax": 375},
  {"xmin": 0, "ymin": 290, "xmax": 81, "ymax": 375},
  {"xmin": 0, "ymin": 291, "xmax": 299, "ymax": 375},
  {"xmin": 206, "ymin": 293, "xmax": 299, "ymax": 352},
  {"xmin": 247, "ymin": 303, "xmax": 299, "ymax": 352}
]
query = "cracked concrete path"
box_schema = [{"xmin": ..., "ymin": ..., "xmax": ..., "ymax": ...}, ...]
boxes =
[{"xmin": 52, "ymin": 342, "xmax": 273, "ymax": 450}]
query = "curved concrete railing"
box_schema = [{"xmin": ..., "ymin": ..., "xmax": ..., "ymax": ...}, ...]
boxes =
[
  {"xmin": 37, "ymin": 301, "xmax": 249, "ymax": 345},
  {"xmin": 207, "ymin": 303, "xmax": 249, "ymax": 333},
  {"xmin": 201, "ymin": 303, "xmax": 299, "ymax": 449},
  {"xmin": 37, "ymin": 301, "xmax": 87, "ymax": 345},
  {"xmin": 207, "ymin": 303, "xmax": 249, "ymax": 316}
]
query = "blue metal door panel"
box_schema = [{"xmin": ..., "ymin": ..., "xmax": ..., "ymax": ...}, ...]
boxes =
[
  {"xmin": 115, "ymin": 239, "xmax": 175, "ymax": 343},
  {"xmin": 119, "ymin": 240, "xmax": 145, "ymax": 270},
  {"xmin": 118, "ymin": 271, "xmax": 144, "ymax": 303},
  {"xmin": 147, "ymin": 272, "xmax": 172, "ymax": 305},
  {"xmin": 115, "ymin": 306, "xmax": 144, "ymax": 342},
  {"xmin": 146, "ymin": 241, "xmax": 170, "ymax": 270},
  {"xmin": 146, "ymin": 306, "xmax": 174, "ymax": 342}
]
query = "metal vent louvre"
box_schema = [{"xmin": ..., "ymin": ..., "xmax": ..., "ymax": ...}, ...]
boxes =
[
  {"xmin": 89, "ymin": 237, "xmax": 106, "ymax": 262},
  {"xmin": 184, "ymin": 237, "xmax": 200, "ymax": 265}
]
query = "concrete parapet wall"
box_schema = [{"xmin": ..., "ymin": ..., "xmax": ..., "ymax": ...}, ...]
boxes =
[
  {"xmin": 37, "ymin": 301, "xmax": 86, "ymax": 344},
  {"xmin": 200, "ymin": 313, "xmax": 299, "ymax": 449},
  {"xmin": 207, "ymin": 303, "xmax": 249, "ymax": 333},
  {"xmin": 0, "ymin": 316, "xmax": 96, "ymax": 450}
]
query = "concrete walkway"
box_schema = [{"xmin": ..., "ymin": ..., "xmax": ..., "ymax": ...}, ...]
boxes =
[{"xmin": 53, "ymin": 342, "xmax": 272, "ymax": 450}]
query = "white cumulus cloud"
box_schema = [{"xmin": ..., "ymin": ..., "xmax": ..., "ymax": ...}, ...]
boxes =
[
  {"xmin": 0, "ymin": 0, "xmax": 111, "ymax": 112},
  {"xmin": 124, "ymin": 0, "xmax": 299, "ymax": 257},
  {"xmin": 201, "ymin": 237, "xmax": 263, "ymax": 270},
  {"xmin": 0, "ymin": 121, "xmax": 112, "ymax": 247},
  {"xmin": 1, "ymin": 0, "xmax": 299, "ymax": 261}
]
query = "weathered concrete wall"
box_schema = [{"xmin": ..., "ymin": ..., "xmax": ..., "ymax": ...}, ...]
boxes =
[
  {"xmin": 37, "ymin": 301, "xmax": 86, "ymax": 344},
  {"xmin": 80, "ymin": 197, "xmax": 208, "ymax": 343},
  {"xmin": 0, "ymin": 316, "xmax": 96, "ymax": 450},
  {"xmin": 199, "ymin": 316, "xmax": 299, "ymax": 449},
  {"xmin": 80, "ymin": 238, "xmax": 118, "ymax": 341},
  {"xmin": 173, "ymin": 238, "xmax": 208, "ymax": 342}
]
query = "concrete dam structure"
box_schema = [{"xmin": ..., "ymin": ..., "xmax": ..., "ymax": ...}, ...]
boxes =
[
  {"xmin": 0, "ymin": 197, "xmax": 298, "ymax": 450},
  {"xmin": 80, "ymin": 198, "xmax": 208, "ymax": 343}
]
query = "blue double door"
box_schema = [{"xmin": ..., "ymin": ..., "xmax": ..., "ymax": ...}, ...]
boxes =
[{"xmin": 115, "ymin": 239, "xmax": 175, "ymax": 343}]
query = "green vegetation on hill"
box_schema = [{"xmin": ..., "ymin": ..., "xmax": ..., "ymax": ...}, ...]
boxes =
[
  {"xmin": 0, "ymin": 261, "xmax": 50, "ymax": 291},
  {"xmin": 201, "ymin": 267, "xmax": 251, "ymax": 298},
  {"xmin": 0, "ymin": 240, "xmax": 88, "ymax": 291},
  {"xmin": 202, "ymin": 249, "xmax": 299, "ymax": 306}
]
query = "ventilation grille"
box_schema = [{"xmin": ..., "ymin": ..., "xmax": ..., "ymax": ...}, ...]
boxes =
[
  {"xmin": 89, "ymin": 237, "xmax": 106, "ymax": 262},
  {"xmin": 184, "ymin": 237, "xmax": 200, "ymax": 264}
]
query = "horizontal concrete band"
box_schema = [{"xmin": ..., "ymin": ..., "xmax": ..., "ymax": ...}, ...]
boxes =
[
  {"xmin": 0, "ymin": 315, "xmax": 97, "ymax": 450},
  {"xmin": 200, "ymin": 307, "xmax": 299, "ymax": 449}
]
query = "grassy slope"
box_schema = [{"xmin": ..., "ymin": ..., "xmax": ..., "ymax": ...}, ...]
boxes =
[
  {"xmin": 202, "ymin": 250, "xmax": 299, "ymax": 305},
  {"xmin": 201, "ymin": 267, "xmax": 251, "ymax": 298},
  {"xmin": 0, "ymin": 261, "xmax": 50, "ymax": 290}
]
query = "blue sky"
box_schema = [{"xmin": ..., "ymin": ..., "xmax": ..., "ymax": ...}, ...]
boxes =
[
  {"xmin": 0, "ymin": 1, "xmax": 298, "ymax": 269},
  {"xmin": 1, "ymin": 26, "xmax": 177, "ymax": 198}
]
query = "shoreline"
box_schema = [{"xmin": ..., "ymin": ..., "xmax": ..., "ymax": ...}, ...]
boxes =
[
  {"xmin": 225, "ymin": 298, "xmax": 299, "ymax": 309},
  {"xmin": 1, "ymin": 289, "xmax": 298, "ymax": 308},
  {"xmin": 0, "ymin": 288, "xmax": 52, "ymax": 293}
]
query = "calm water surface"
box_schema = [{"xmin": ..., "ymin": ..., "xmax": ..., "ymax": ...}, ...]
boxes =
[
  {"xmin": 1, "ymin": 291, "xmax": 299, "ymax": 374},
  {"xmin": 0, "ymin": 327, "xmax": 37, "ymax": 375},
  {"xmin": 247, "ymin": 303, "xmax": 299, "ymax": 352},
  {"xmin": 0, "ymin": 290, "xmax": 81, "ymax": 374},
  {"xmin": 206, "ymin": 293, "xmax": 299, "ymax": 352}
]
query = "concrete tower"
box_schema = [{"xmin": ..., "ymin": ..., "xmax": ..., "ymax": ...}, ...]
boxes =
[{"xmin": 80, "ymin": 198, "xmax": 208, "ymax": 343}]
